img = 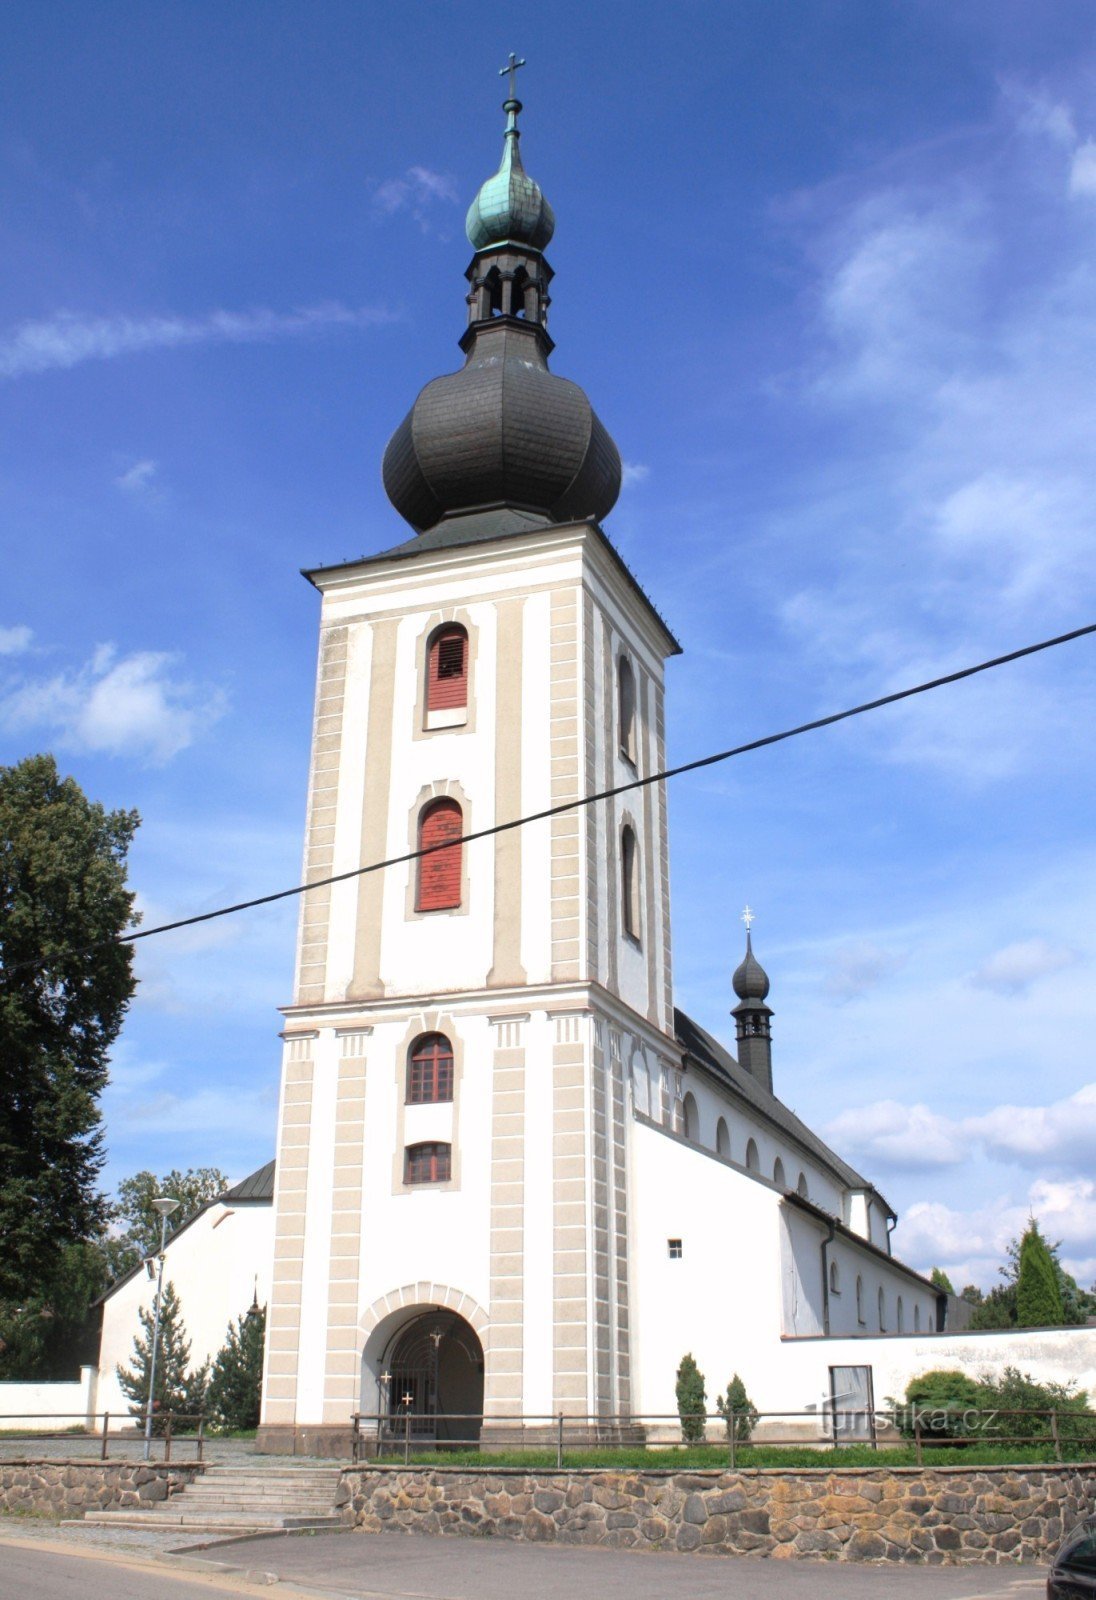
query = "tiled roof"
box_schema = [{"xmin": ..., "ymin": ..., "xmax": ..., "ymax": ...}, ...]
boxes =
[
  {"xmin": 223, "ymin": 1159, "xmax": 275, "ymax": 1202},
  {"xmin": 674, "ymin": 1006, "xmax": 893, "ymax": 1215}
]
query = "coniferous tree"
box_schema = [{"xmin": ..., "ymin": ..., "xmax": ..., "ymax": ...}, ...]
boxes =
[
  {"xmin": 715, "ymin": 1372, "xmax": 758, "ymax": 1442},
  {"xmin": 930, "ymin": 1267, "xmax": 955, "ymax": 1295},
  {"xmin": 206, "ymin": 1304, "xmax": 266, "ymax": 1432},
  {"xmin": 675, "ymin": 1352, "xmax": 707, "ymax": 1443},
  {"xmin": 0, "ymin": 756, "xmax": 138, "ymax": 1316},
  {"xmin": 1016, "ymin": 1222, "xmax": 1065, "ymax": 1327},
  {"xmin": 116, "ymin": 1281, "xmax": 208, "ymax": 1432}
]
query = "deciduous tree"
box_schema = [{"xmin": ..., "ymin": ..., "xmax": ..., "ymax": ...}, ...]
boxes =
[{"xmin": 0, "ymin": 754, "xmax": 138, "ymax": 1359}]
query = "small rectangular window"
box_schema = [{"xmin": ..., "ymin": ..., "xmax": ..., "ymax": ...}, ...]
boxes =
[
  {"xmin": 404, "ymin": 1142, "xmax": 452, "ymax": 1185},
  {"xmin": 668, "ymin": 1238, "xmax": 683, "ymax": 1259}
]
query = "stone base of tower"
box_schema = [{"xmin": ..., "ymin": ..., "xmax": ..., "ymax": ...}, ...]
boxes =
[{"xmin": 254, "ymin": 1422, "xmax": 357, "ymax": 1458}]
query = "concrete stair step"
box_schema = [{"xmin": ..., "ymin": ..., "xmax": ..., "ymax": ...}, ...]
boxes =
[
  {"xmin": 80, "ymin": 1510, "xmax": 342, "ymax": 1536},
  {"xmin": 82, "ymin": 1510, "xmax": 344, "ymax": 1532}
]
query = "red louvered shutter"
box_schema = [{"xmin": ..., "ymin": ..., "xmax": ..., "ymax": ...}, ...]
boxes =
[
  {"xmin": 427, "ymin": 627, "xmax": 468, "ymax": 711},
  {"xmin": 417, "ymin": 799, "xmax": 463, "ymax": 910}
]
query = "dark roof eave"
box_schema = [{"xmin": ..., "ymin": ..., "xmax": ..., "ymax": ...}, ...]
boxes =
[
  {"xmin": 783, "ymin": 1191, "xmax": 943, "ymax": 1298},
  {"xmin": 302, "ymin": 517, "xmax": 682, "ymax": 657},
  {"xmin": 674, "ymin": 1006, "xmax": 893, "ymax": 1205}
]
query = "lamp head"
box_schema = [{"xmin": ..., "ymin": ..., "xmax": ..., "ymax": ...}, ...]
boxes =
[{"xmin": 151, "ymin": 1196, "xmax": 180, "ymax": 1219}]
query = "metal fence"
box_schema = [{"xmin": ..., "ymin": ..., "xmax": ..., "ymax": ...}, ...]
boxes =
[
  {"xmin": 349, "ymin": 1406, "xmax": 1096, "ymax": 1470},
  {"xmin": 0, "ymin": 1411, "xmax": 206, "ymax": 1461}
]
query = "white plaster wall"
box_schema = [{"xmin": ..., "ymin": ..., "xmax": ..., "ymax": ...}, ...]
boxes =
[
  {"xmin": 309, "ymin": 530, "xmax": 677, "ymax": 1009},
  {"xmin": 668, "ymin": 1065, "xmax": 845, "ymax": 1220},
  {"xmin": 629, "ymin": 1118, "xmax": 1096, "ymax": 1428},
  {"xmin": 354, "ymin": 1011, "xmax": 494, "ymax": 1378},
  {"xmin": 769, "ymin": 1326, "xmax": 1096, "ymax": 1422},
  {"xmin": 519, "ymin": 592, "xmax": 553, "ymax": 986},
  {"xmin": 96, "ymin": 1200, "xmax": 273, "ymax": 1418},
  {"xmin": 522, "ymin": 1011, "xmax": 555, "ymax": 1413},
  {"xmin": 296, "ymin": 1030, "xmax": 340, "ymax": 1418},
  {"xmin": 780, "ymin": 1206, "xmax": 937, "ymax": 1339},
  {"xmin": 325, "ymin": 619, "xmax": 372, "ymax": 998},
  {"xmin": 629, "ymin": 1118, "xmax": 787, "ymax": 1419},
  {"xmin": 0, "ymin": 1369, "xmax": 97, "ymax": 1428}
]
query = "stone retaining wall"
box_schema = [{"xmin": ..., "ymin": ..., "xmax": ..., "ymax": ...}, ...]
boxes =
[
  {"xmin": 338, "ymin": 1464, "xmax": 1096, "ymax": 1563},
  {"xmin": 0, "ymin": 1459, "xmax": 201, "ymax": 1518}
]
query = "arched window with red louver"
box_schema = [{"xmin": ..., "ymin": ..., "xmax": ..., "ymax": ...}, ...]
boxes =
[
  {"xmin": 416, "ymin": 798, "xmax": 463, "ymax": 911},
  {"xmin": 406, "ymin": 1033, "xmax": 454, "ymax": 1104},
  {"xmin": 426, "ymin": 625, "xmax": 468, "ymax": 726}
]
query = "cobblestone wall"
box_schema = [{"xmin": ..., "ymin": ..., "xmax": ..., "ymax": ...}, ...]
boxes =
[
  {"xmin": 0, "ymin": 1460, "xmax": 201, "ymax": 1518},
  {"xmin": 338, "ymin": 1464, "xmax": 1096, "ymax": 1563}
]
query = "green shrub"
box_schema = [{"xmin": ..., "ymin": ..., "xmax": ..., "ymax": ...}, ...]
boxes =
[
  {"xmin": 715, "ymin": 1373, "xmax": 758, "ymax": 1442},
  {"xmin": 893, "ymin": 1368, "xmax": 984, "ymax": 1440},
  {"xmin": 675, "ymin": 1352, "xmax": 706, "ymax": 1443},
  {"xmin": 976, "ymin": 1365, "xmax": 1091, "ymax": 1445}
]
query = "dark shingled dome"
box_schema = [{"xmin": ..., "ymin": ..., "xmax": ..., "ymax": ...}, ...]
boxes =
[
  {"xmin": 733, "ymin": 934, "xmax": 771, "ymax": 1003},
  {"xmin": 382, "ymin": 322, "xmax": 622, "ymax": 533}
]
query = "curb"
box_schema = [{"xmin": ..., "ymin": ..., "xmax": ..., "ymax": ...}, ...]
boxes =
[{"xmin": 158, "ymin": 1547, "xmax": 379, "ymax": 1597}]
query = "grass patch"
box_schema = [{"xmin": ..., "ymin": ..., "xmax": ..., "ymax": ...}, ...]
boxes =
[{"xmin": 359, "ymin": 1441, "xmax": 1094, "ymax": 1471}]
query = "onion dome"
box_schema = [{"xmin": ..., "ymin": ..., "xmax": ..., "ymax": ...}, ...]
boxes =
[
  {"xmin": 465, "ymin": 94, "xmax": 555, "ymax": 251},
  {"xmin": 382, "ymin": 60, "xmax": 621, "ymax": 538},
  {"xmin": 733, "ymin": 932, "xmax": 771, "ymax": 1003}
]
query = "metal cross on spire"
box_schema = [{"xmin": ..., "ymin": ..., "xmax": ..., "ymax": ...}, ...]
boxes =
[
  {"xmin": 741, "ymin": 905, "xmax": 756, "ymax": 932},
  {"xmin": 499, "ymin": 51, "xmax": 526, "ymax": 102}
]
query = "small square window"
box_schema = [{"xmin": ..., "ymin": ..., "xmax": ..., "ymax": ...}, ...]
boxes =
[{"xmin": 668, "ymin": 1238, "xmax": 683, "ymax": 1260}]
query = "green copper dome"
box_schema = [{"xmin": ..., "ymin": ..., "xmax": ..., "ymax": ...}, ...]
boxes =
[{"xmin": 465, "ymin": 96, "xmax": 555, "ymax": 251}]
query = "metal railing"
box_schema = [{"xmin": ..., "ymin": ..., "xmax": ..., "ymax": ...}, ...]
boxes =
[
  {"xmin": 349, "ymin": 1406, "xmax": 1096, "ymax": 1470},
  {"xmin": 0, "ymin": 1411, "xmax": 206, "ymax": 1462}
]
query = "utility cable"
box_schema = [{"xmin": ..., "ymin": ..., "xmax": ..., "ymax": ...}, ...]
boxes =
[
  {"xmin": 114, "ymin": 619, "xmax": 1096, "ymax": 947},
  {"xmin": 3, "ymin": 619, "xmax": 1094, "ymax": 973}
]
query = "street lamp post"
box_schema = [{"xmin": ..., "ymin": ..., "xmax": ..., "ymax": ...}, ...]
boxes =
[{"xmin": 143, "ymin": 1195, "xmax": 180, "ymax": 1461}]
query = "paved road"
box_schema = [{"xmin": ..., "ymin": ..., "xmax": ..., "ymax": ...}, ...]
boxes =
[
  {"xmin": 193, "ymin": 1529, "xmax": 1046, "ymax": 1599},
  {"xmin": 0, "ymin": 1538, "xmax": 323, "ymax": 1600},
  {"xmin": 0, "ymin": 1527, "xmax": 1050, "ymax": 1600}
]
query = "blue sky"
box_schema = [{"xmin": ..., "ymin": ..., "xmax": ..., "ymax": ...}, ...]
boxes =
[{"xmin": 2, "ymin": 1, "xmax": 1095, "ymax": 1291}]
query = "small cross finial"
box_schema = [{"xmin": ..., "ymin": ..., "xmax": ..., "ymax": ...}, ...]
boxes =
[
  {"xmin": 742, "ymin": 905, "xmax": 755, "ymax": 932},
  {"xmin": 499, "ymin": 51, "xmax": 526, "ymax": 102}
]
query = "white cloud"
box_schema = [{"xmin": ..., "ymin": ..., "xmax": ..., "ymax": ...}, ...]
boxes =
[
  {"xmin": 1013, "ymin": 89, "xmax": 1076, "ymax": 147},
  {"xmin": 114, "ymin": 1082, "xmax": 278, "ymax": 1136},
  {"xmin": 0, "ymin": 642, "xmax": 226, "ymax": 764},
  {"xmin": 621, "ymin": 462, "xmax": 651, "ymax": 488},
  {"xmin": 826, "ymin": 1082, "xmax": 1096, "ymax": 1176},
  {"xmin": 115, "ymin": 459, "xmax": 157, "ymax": 494},
  {"xmin": 823, "ymin": 940, "xmax": 905, "ymax": 1000},
  {"xmin": 373, "ymin": 166, "xmax": 459, "ymax": 230},
  {"xmin": 894, "ymin": 1177, "xmax": 1096, "ymax": 1289},
  {"xmin": 0, "ymin": 302, "xmax": 395, "ymax": 380},
  {"xmin": 969, "ymin": 1085, "xmax": 1096, "ymax": 1166},
  {"xmin": 1069, "ymin": 139, "xmax": 1096, "ymax": 197},
  {"xmin": 969, "ymin": 937, "xmax": 1079, "ymax": 996},
  {"xmin": 0, "ymin": 624, "xmax": 33, "ymax": 655},
  {"xmin": 824, "ymin": 1100, "xmax": 966, "ymax": 1170}
]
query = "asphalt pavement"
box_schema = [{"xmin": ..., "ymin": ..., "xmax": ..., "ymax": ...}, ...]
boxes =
[{"xmin": 0, "ymin": 1526, "xmax": 1050, "ymax": 1600}]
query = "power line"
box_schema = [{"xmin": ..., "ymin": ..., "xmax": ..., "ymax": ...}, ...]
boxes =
[{"xmin": 3, "ymin": 619, "xmax": 1094, "ymax": 977}]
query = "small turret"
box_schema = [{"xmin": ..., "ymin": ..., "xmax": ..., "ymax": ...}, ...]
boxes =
[{"xmin": 732, "ymin": 908, "xmax": 773, "ymax": 1094}]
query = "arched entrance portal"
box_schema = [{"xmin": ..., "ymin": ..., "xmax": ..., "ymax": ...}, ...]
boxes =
[{"xmin": 379, "ymin": 1310, "xmax": 484, "ymax": 1444}]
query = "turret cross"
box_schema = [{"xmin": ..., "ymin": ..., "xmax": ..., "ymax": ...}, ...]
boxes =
[
  {"xmin": 741, "ymin": 905, "xmax": 755, "ymax": 932},
  {"xmin": 499, "ymin": 52, "xmax": 526, "ymax": 100}
]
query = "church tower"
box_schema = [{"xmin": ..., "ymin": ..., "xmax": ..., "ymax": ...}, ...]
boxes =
[{"xmin": 259, "ymin": 67, "xmax": 681, "ymax": 1451}]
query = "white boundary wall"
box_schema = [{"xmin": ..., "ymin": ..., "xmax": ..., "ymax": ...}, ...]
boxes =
[{"xmin": 0, "ymin": 1366, "xmax": 98, "ymax": 1428}]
